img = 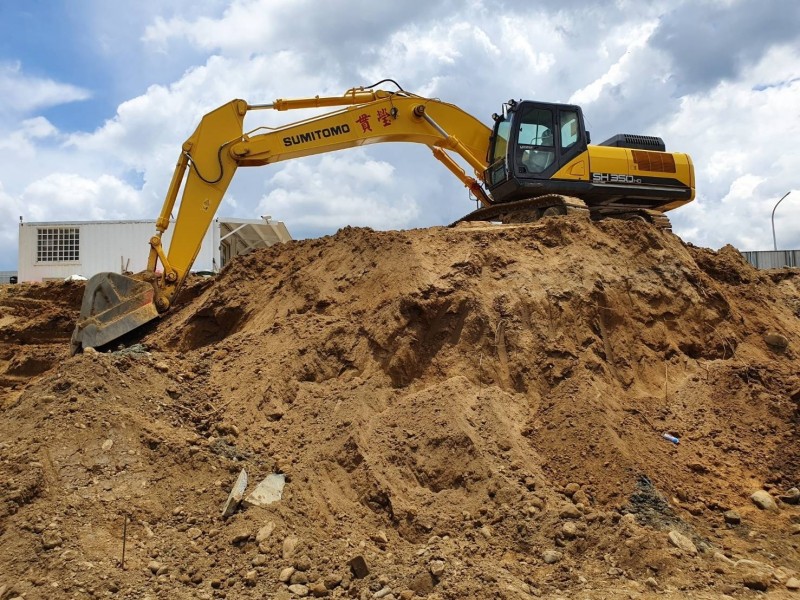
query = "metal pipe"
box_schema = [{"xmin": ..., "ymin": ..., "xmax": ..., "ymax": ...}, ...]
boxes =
[{"xmin": 772, "ymin": 191, "xmax": 791, "ymax": 251}]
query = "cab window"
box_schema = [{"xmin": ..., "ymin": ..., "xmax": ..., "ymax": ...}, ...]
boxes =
[
  {"xmin": 559, "ymin": 110, "xmax": 579, "ymax": 150},
  {"xmin": 517, "ymin": 107, "xmax": 554, "ymax": 174},
  {"xmin": 487, "ymin": 118, "xmax": 511, "ymax": 186}
]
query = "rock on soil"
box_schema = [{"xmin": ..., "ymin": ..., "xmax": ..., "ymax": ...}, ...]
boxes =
[{"xmin": 1, "ymin": 219, "xmax": 799, "ymax": 598}]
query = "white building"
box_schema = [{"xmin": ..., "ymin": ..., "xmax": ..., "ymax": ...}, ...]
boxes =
[{"xmin": 18, "ymin": 217, "xmax": 291, "ymax": 282}]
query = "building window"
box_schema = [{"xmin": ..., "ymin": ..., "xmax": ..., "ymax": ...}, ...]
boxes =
[{"xmin": 37, "ymin": 227, "xmax": 80, "ymax": 263}]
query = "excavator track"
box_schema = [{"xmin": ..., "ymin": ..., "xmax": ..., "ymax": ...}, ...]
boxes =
[
  {"xmin": 453, "ymin": 195, "xmax": 590, "ymax": 225},
  {"xmin": 454, "ymin": 195, "xmax": 672, "ymax": 231},
  {"xmin": 589, "ymin": 208, "xmax": 673, "ymax": 231}
]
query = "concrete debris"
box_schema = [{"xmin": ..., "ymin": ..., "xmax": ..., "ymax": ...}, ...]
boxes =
[
  {"xmin": 221, "ymin": 468, "xmax": 248, "ymax": 518},
  {"xmin": 243, "ymin": 473, "xmax": 285, "ymax": 507}
]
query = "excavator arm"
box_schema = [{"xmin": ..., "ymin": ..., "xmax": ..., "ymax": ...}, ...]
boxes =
[{"xmin": 71, "ymin": 87, "xmax": 494, "ymax": 352}]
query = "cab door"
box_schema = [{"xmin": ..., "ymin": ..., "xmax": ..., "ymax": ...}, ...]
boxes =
[{"xmin": 513, "ymin": 102, "xmax": 587, "ymax": 180}]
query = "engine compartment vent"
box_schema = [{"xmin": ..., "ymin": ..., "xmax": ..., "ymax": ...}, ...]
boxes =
[{"xmin": 599, "ymin": 134, "xmax": 666, "ymax": 152}]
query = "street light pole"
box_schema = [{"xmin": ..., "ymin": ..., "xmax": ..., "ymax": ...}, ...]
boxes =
[{"xmin": 771, "ymin": 191, "xmax": 791, "ymax": 251}]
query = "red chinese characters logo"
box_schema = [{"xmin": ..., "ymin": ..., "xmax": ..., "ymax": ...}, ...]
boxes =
[
  {"xmin": 355, "ymin": 113, "xmax": 372, "ymax": 133},
  {"xmin": 377, "ymin": 108, "xmax": 393, "ymax": 127}
]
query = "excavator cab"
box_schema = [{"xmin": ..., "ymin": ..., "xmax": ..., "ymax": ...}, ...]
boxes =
[
  {"xmin": 484, "ymin": 100, "xmax": 589, "ymax": 203},
  {"xmin": 482, "ymin": 99, "xmax": 694, "ymax": 213}
]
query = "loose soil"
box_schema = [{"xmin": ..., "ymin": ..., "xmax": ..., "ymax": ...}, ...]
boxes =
[{"xmin": 1, "ymin": 215, "xmax": 798, "ymax": 599}]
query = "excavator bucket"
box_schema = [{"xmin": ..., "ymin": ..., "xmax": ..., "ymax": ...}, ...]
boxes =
[{"xmin": 70, "ymin": 272, "xmax": 160, "ymax": 354}]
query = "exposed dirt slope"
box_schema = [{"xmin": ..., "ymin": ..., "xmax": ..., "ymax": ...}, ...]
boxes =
[
  {"xmin": 0, "ymin": 281, "xmax": 83, "ymax": 403},
  {"xmin": 1, "ymin": 216, "xmax": 798, "ymax": 599}
]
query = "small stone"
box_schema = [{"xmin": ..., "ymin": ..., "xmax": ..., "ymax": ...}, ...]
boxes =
[
  {"xmin": 723, "ymin": 510, "xmax": 741, "ymax": 525},
  {"xmin": 244, "ymin": 570, "xmax": 257, "ymax": 586},
  {"xmin": 102, "ymin": 439, "xmax": 114, "ymax": 451},
  {"xmin": 778, "ymin": 488, "xmax": 800, "ymax": 505},
  {"xmin": 210, "ymin": 578, "xmax": 223, "ymax": 589},
  {"xmin": 429, "ymin": 559, "xmax": 446, "ymax": 578},
  {"xmin": 323, "ymin": 574, "xmax": 342, "ymax": 590},
  {"xmin": 645, "ymin": 577, "xmax": 658, "ymax": 589},
  {"xmin": 294, "ymin": 555, "xmax": 312, "ymax": 572},
  {"xmin": 283, "ymin": 535, "xmax": 300, "ymax": 559},
  {"xmin": 561, "ymin": 522, "xmax": 578, "ymax": 540},
  {"xmin": 742, "ymin": 570, "xmax": 771, "ymax": 591},
  {"xmin": 371, "ymin": 530, "xmax": 389, "ymax": 545},
  {"xmin": 479, "ymin": 525, "xmax": 492, "ymax": 539},
  {"xmin": 231, "ymin": 532, "xmax": 250, "ymax": 545},
  {"xmin": 278, "ymin": 567, "xmax": 295, "ymax": 583},
  {"xmin": 42, "ymin": 530, "xmax": 63, "ymax": 550},
  {"xmin": 308, "ymin": 581, "xmax": 328, "ymax": 597},
  {"xmin": 750, "ymin": 490, "xmax": 779, "ymax": 512},
  {"xmin": 791, "ymin": 524, "xmax": 800, "ymax": 535},
  {"xmin": 290, "ymin": 571, "xmax": 309, "ymax": 585},
  {"xmin": 349, "ymin": 555, "xmax": 369, "ymax": 579},
  {"xmin": 786, "ymin": 577, "xmax": 800, "ymax": 590},
  {"xmin": 252, "ymin": 554, "xmax": 268, "ymax": 566},
  {"xmin": 187, "ymin": 527, "xmax": 202, "ymax": 540},
  {"xmin": 147, "ymin": 560, "xmax": 162, "ymax": 575},
  {"xmin": 714, "ymin": 552, "xmax": 736, "ymax": 565},
  {"xmin": 542, "ymin": 550, "xmax": 563, "ymax": 564},
  {"xmin": 668, "ymin": 530, "xmax": 697, "ymax": 555},
  {"xmin": 154, "ymin": 361, "xmax": 169, "ymax": 372},
  {"xmin": 408, "ymin": 572, "xmax": 435, "ymax": 595},
  {"xmin": 564, "ymin": 483, "xmax": 580, "ymax": 497},
  {"xmin": 288, "ymin": 584, "xmax": 309, "ymax": 597},
  {"xmin": 156, "ymin": 565, "xmax": 169, "ymax": 576},
  {"xmin": 559, "ymin": 505, "xmax": 582, "ymax": 519},
  {"xmin": 374, "ymin": 587, "xmax": 392, "ymax": 598},
  {"xmin": 572, "ymin": 490, "xmax": 590, "ymax": 505},
  {"xmin": 764, "ymin": 332, "xmax": 789, "ymax": 350},
  {"xmin": 256, "ymin": 521, "xmax": 275, "ymax": 543}
]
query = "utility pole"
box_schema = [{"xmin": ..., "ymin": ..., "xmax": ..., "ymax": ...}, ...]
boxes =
[{"xmin": 771, "ymin": 191, "xmax": 791, "ymax": 251}]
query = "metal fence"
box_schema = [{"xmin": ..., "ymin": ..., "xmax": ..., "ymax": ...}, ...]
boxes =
[
  {"xmin": 740, "ymin": 250, "xmax": 800, "ymax": 269},
  {"xmin": 0, "ymin": 271, "xmax": 18, "ymax": 284}
]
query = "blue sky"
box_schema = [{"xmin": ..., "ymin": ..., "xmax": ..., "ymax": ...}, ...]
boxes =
[{"xmin": 1, "ymin": 0, "xmax": 800, "ymax": 272}]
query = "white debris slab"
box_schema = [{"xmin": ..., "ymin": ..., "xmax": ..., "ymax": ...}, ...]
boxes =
[
  {"xmin": 244, "ymin": 474, "xmax": 286, "ymax": 508},
  {"xmin": 221, "ymin": 469, "xmax": 248, "ymax": 518}
]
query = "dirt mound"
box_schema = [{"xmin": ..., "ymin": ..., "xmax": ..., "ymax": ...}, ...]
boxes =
[
  {"xmin": 1, "ymin": 216, "xmax": 799, "ymax": 599},
  {"xmin": 0, "ymin": 281, "xmax": 83, "ymax": 402}
]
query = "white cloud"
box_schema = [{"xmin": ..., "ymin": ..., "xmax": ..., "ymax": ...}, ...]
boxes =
[
  {"xmin": 20, "ymin": 173, "xmax": 144, "ymax": 222},
  {"xmin": 257, "ymin": 152, "xmax": 420, "ymax": 232},
  {"xmin": 0, "ymin": 61, "xmax": 90, "ymax": 116},
  {"xmin": 661, "ymin": 43, "xmax": 800, "ymax": 250}
]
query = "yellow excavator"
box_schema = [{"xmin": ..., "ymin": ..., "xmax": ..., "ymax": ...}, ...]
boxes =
[{"xmin": 70, "ymin": 81, "xmax": 694, "ymax": 353}]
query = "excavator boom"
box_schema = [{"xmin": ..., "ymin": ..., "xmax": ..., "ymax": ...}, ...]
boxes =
[{"xmin": 71, "ymin": 87, "xmax": 495, "ymax": 352}]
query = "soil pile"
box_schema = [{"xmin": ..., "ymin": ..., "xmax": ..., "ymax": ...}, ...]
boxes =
[
  {"xmin": 0, "ymin": 281, "xmax": 83, "ymax": 402},
  {"xmin": 1, "ymin": 215, "xmax": 798, "ymax": 599}
]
